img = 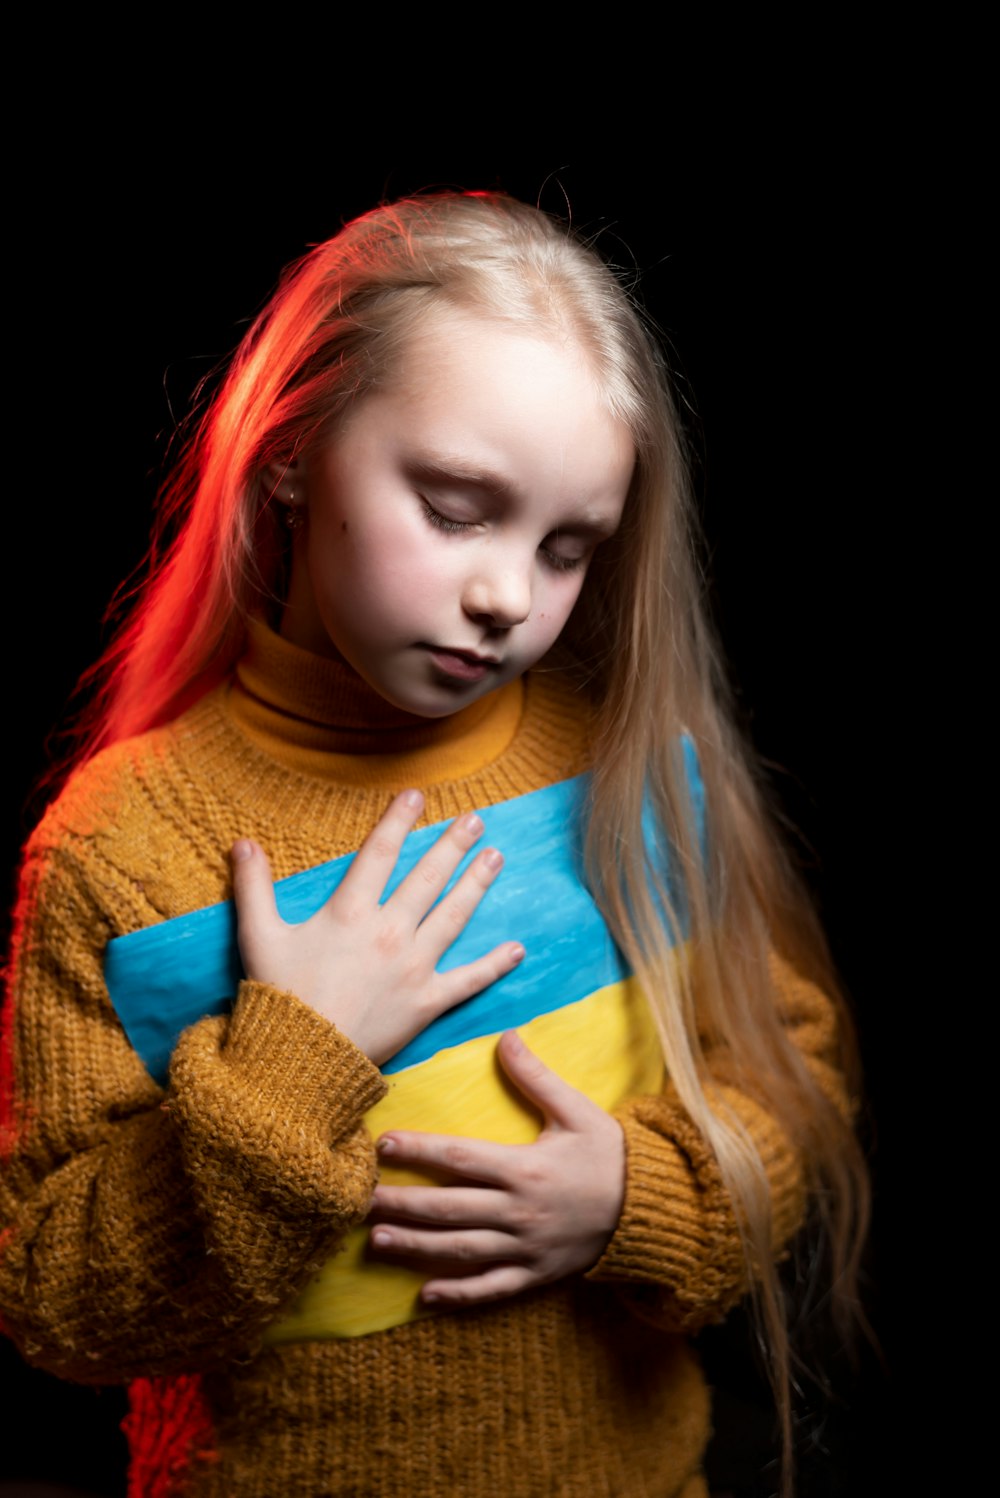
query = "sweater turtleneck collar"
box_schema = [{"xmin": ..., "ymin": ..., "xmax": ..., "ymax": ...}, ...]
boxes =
[{"xmin": 224, "ymin": 616, "xmax": 524, "ymax": 787}]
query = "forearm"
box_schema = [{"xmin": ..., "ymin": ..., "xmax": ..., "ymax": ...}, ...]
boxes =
[
  {"xmin": 585, "ymin": 1086, "xmax": 804, "ymax": 1331},
  {"xmin": 1, "ymin": 979, "xmax": 385, "ymax": 1383},
  {"xmin": 586, "ymin": 951, "xmax": 850, "ymax": 1331}
]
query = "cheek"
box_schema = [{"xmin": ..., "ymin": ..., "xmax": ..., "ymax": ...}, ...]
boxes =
[
  {"xmin": 344, "ymin": 515, "xmax": 422, "ymax": 590},
  {"xmin": 532, "ymin": 573, "xmax": 588, "ymax": 641},
  {"xmin": 342, "ymin": 517, "xmax": 454, "ymax": 629}
]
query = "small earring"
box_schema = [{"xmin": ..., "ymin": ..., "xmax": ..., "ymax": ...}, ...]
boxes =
[{"xmin": 283, "ymin": 493, "xmax": 305, "ymax": 532}]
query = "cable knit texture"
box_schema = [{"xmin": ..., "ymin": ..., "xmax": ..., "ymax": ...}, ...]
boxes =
[{"xmin": 0, "ymin": 621, "xmax": 843, "ymax": 1496}]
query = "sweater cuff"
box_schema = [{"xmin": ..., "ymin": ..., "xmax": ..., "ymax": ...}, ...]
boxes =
[
  {"xmin": 585, "ymin": 1108, "xmax": 733, "ymax": 1289},
  {"xmin": 221, "ymin": 980, "xmax": 388, "ymax": 1143}
]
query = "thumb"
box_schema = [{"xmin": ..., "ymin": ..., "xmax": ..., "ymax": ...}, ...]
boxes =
[
  {"xmin": 230, "ymin": 839, "xmax": 280, "ymax": 976},
  {"xmin": 496, "ymin": 1029, "xmax": 595, "ymax": 1131}
]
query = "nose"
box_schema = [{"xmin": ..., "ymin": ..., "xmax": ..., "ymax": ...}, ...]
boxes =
[{"xmin": 462, "ymin": 555, "xmax": 532, "ymax": 630}]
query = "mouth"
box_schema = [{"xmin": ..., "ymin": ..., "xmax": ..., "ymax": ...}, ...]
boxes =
[{"xmin": 424, "ymin": 646, "xmax": 502, "ymax": 683}]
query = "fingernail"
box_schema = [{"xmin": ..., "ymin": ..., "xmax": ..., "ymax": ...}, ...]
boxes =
[
  {"xmin": 505, "ymin": 1029, "xmax": 525, "ymax": 1054},
  {"xmin": 402, "ymin": 789, "xmax": 423, "ymax": 809},
  {"xmin": 232, "ymin": 839, "xmax": 253, "ymax": 863},
  {"xmin": 460, "ymin": 812, "xmax": 484, "ymax": 836},
  {"xmin": 371, "ymin": 1228, "xmax": 392, "ymax": 1247},
  {"xmin": 422, "ymin": 1291, "xmax": 440, "ymax": 1305},
  {"xmin": 483, "ymin": 847, "xmax": 503, "ymax": 872},
  {"xmin": 377, "ymin": 1136, "xmax": 396, "ymax": 1156},
  {"xmin": 509, "ymin": 944, "xmax": 525, "ymax": 965}
]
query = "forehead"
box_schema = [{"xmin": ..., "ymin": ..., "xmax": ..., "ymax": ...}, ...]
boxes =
[{"xmin": 388, "ymin": 303, "xmax": 602, "ymax": 401}]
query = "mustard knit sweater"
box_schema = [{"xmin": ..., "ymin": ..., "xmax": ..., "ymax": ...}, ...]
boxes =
[{"xmin": 0, "ymin": 622, "xmax": 844, "ymax": 1498}]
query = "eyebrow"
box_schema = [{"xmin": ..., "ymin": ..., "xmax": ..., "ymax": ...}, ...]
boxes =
[{"xmin": 406, "ymin": 452, "xmax": 516, "ymax": 498}]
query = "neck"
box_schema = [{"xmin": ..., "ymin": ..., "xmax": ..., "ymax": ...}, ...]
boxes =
[{"xmin": 225, "ymin": 616, "xmax": 524, "ymax": 785}]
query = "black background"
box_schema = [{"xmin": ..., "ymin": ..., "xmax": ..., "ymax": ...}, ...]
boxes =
[{"xmin": 2, "ymin": 146, "xmax": 917, "ymax": 1494}]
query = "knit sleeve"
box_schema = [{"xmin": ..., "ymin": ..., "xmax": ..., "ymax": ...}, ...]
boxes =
[
  {"xmin": 0, "ymin": 836, "xmax": 387, "ymax": 1385},
  {"xmin": 585, "ymin": 949, "xmax": 851, "ymax": 1332}
]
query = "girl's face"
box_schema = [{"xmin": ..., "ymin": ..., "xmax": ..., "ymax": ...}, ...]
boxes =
[{"xmin": 280, "ymin": 307, "xmax": 634, "ymax": 717}]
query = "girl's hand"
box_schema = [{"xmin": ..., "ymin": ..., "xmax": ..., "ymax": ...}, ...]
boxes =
[
  {"xmin": 230, "ymin": 790, "xmax": 523, "ymax": 1066},
  {"xmin": 367, "ymin": 1030, "xmax": 627, "ymax": 1303}
]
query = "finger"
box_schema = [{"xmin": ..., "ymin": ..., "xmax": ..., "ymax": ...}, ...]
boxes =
[
  {"xmin": 231, "ymin": 839, "xmax": 282, "ymax": 975},
  {"xmin": 495, "ymin": 1030, "xmax": 597, "ymax": 1131},
  {"xmin": 369, "ymin": 1184, "xmax": 510, "ymax": 1227},
  {"xmin": 431, "ymin": 940, "xmax": 526, "ymax": 1014},
  {"xmin": 421, "ymin": 1265, "xmax": 530, "ymax": 1306},
  {"xmin": 334, "ymin": 789, "xmax": 425, "ymax": 905},
  {"xmin": 390, "ymin": 811, "xmax": 490, "ymax": 920},
  {"xmin": 416, "ymin": 845, "xmax": 508, "ymax": 953},
  {"xmin": 377, "ymin": 1131, "xmax": 513, "ymax": 1186},
  {"xmin": 369, "ymin": 1225, "xmax": 521, "ymax": 1264}
]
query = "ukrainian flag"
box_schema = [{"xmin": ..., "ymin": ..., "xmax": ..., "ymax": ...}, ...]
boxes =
[{"xmin": 105, "ymin": 752, "xmax": 703, "ymax": 1340}]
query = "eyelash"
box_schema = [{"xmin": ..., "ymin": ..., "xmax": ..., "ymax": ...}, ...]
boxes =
[
  {"xmin": 420, "ymin": 500, "xmax": 586, "ymax": 573},
  {"xmin": 421, "ymin": 500, "xmax": 470, "ymax": 535}
]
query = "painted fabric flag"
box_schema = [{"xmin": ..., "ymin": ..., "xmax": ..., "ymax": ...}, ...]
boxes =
[{"xmin": 104, "ymin": 750, "xmax": 703, "ymax": 1339}]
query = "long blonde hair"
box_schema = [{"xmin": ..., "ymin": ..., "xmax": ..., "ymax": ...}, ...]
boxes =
[{"xmin": 61, "ymin": 190, "xmax": 868, "ymax": 1490}]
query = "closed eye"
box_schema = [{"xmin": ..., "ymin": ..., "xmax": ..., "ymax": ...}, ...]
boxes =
[
  {"xmin": 540, "ymin": 545, "xmax": 588, "ymax": 573},
  {"xmin": 420, "ymin": 499, "xmax": 475, "ymax": 534},
  {"xmin": 422, "ymin": 498, "xmax": 594, "ymax": 572}
]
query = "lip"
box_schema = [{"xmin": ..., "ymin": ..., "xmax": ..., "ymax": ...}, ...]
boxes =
[{"xmin": 424, "ymin": 646, "xmax": 502, "ymax": 683}]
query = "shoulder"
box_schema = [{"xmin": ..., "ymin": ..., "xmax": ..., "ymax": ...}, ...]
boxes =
[
  {"xmin": 23, "ymin": 692, "xmax": 237, "ymax": 928},
  {"xmin": 31, "ymin": 695, "xmax": 219, "ymax": 847}
]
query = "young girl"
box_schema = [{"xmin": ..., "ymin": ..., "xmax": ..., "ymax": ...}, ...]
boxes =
[{"xmin": 0, "ymin": 190, "xmax": 868, "ymax": 1497}]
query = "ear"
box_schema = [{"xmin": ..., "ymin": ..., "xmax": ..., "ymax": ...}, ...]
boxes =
[{"xmin": 262, "ymin": 456, "xmax": 302, "ymax": 508}]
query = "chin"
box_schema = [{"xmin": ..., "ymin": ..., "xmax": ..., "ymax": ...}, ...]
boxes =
[
  {"xmin": 396, "ymin": 678, "xmax": 504, "ymax": 719},
  {"xmin": 362, "ymin": 678, "xmax": 471, "ymax": 719},
  {"xmin": 405, "ymin": 690, "xmax": 489, "ymax": 719}
]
